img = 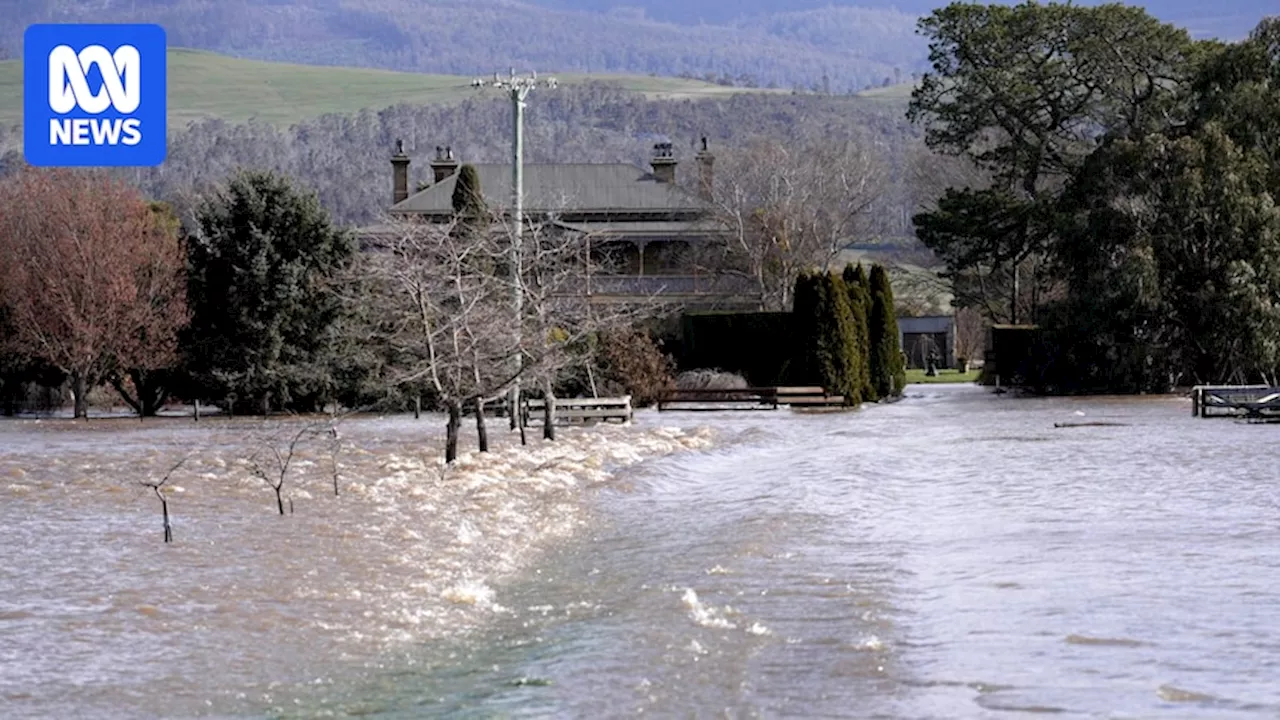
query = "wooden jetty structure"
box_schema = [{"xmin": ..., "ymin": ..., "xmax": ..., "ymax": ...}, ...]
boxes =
[
  {"xmin": 523, "ymin": 395, "xmax": 633, "ymax": 426},
  {"xmin": 658, "ymin": 386, "xmax": 847, "ymax": 412},
  {"xmin": 1190, "ymin": 385, "xmax": 1280, "ymax": 420}
]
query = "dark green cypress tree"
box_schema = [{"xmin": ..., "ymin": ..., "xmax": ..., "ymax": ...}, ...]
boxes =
[
  {"xmin": 868, "ymin": 264, "xmax": 906, "ymax": 398},
  {"xmin": 825, "ymin": 273, "xmax": 862, "ymax": 405},
  {"xmin": 842, "ymin": 263, "xmax": 874, "ymax": 402},
  {"xmin": 450, "ymin": 164, "xmax": 487, "ymax": 234},
  {"xmin": 790, "ymin": 271, "xmax": 858, "ymax": 404}
]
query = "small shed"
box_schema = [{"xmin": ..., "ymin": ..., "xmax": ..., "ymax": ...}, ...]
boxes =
[{"xmin": 899, "ymin": 315, "xmax": 955, "ymax": 369}]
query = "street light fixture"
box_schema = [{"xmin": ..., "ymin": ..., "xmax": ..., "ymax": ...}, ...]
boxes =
[{"xmin": 476, "ymin": 68, "xmax": 558, "ymax": 431}]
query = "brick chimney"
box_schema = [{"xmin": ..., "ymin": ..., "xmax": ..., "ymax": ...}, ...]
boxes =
[
  {"xmin": 431, "ymin": 145, "xmax": 459, "ymax": 183},
  {"xmin": 695, "ymin": 136, "xmax": 714, "ymax": 201},
  {"xmin": 390, "ymin": 139, "xmax": 410, "ymax": 205},
  {"xmin": 650, "ymin": 141, "xmax": 676, "ymax": 183}
]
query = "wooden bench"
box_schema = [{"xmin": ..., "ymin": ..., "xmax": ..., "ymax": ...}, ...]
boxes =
[
  {"xmin": 523, "ymin": 395, "xmax": 633, "ymax": 426},
  {"xmin": 657, "ymin": 387, "xmax": 779, "ymax": 411},
  {"xmin": 1192, "ymin": 384, "xmax": 1280, "ymax": 419},
  {"xmin": 776, "ymin": 386, "xmax": 849, "ymax": 409}
]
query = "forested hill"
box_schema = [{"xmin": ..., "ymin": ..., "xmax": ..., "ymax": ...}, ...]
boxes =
[
  {"xmin": 4, "ymin": 1, "xmax": 926, "ymax": 93},
  {"xmin": 534, "ymin": 0, "xmax": 1267, "ymax": 38},
  {"xmin": 0, "ymin": 84, "xmax": 924, "ymax": 236}
]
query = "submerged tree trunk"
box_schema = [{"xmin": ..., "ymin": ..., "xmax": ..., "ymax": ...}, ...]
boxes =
[
  {"xmin": 414, "ymin": 395, "xmax": 421, "ymax": 419},
  {"xmin": 161, "ymin": 494, "xmax": 172, "ymax": 543},
  {"xmin": 542, "ymin": 381, "xmax": 556, "ymax": 441},
  {"xmin": 110, "ymin": 369, "xmax": 170, "ymax": 418},
  {"xmin": 134, "ymin": 369, "xmax": 168, "ymax": 416},
  {"xmin": 445, "ymin": 399, "xmax": 462, "ymax": 463},
  {"xmin": 329, "ymin": 427, "xmax": 341, "ymax": 497},
  {"xmin": 1011, "ymin": 263, "xmax": 1020, "ymax": 326},
  {"xmin": 518, "ymin": 401, "xmax": 528, "ymax": 446},
  {"xmin": 71, "ymin": 370, "xmax": 89, "ymax": 420},
  {"xmin": 475, "ymin": 398, "xmax": 489, "ymax": 452},
  {"xmin": 274, "ymin": 485, "xmax": 285, "ymax": 516},
  {"xmin": 509, "ymin": 385, "xmax": 519, "ymax": 431}
]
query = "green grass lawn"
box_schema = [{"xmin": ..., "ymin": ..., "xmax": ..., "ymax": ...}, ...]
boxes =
[
  {"xmin": 905, "ymin": 368, "xmax": 982, "ymax": 384},
  {"xmin": 0, "ymin": 48, "xmax": 779, "ymax": 130}
]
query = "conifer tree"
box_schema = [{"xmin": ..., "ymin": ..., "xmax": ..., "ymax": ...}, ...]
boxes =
[
  {"xmin": 868, "ymin": 264, "xmax": 905, "ymax": 398},
  {"xmin": 842, "ymin": 263, "xmax": 874, "ymax": 402},
  {"xmin": 183, "ymin": 170, "xmax": 355, "ymax": 414},
  {"xmin": 791, "ymin": 271, "xmax": 859, "ymax": 404},
  {"xmin": 824, "ymin": 273, "xmax": 862, "ymax": 405},
  {"xmin": 450, "ymin": 164, "xmax": 487, "ymax": 232}
]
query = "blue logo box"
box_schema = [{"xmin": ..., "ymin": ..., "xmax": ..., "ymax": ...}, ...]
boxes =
[{"xmin": 24, "ymin": 24, "xmax": 167, "ymax": 167}]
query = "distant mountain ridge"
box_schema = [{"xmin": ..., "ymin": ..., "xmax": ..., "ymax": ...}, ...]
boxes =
[{"xmin": 4, "ymin": 0, "xmax": 1268, "ymax": 98}]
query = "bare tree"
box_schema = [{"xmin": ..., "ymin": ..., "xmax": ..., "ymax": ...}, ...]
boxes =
[
  {"xmin": 140, "ymin": 455, "xmax": 190, "ymax": 543},
  {"xmin": 351, "ymin": 216, "xmax": 523, "ymax": 462},
  {"xmin": 954, "ymin": 306, "xmax": 989, "ymax": 368},
  {"xmin": 350, "ymin": 210, "xmax": 661, "ymax": 457},
  {"xmin": 248, "ymin": 424, "xmax": 319, "ymax": 515},
  {"xmin": 700, "ymin": 132, "xmax": 887, "ymax": 311}
]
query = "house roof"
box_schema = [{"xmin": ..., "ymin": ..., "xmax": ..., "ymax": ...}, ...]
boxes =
[{"xmin": 390, "ymin": 163, "xmax": 707, "ymax": 215}]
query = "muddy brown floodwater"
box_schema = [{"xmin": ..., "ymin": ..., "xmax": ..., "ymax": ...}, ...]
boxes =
[
  {"xmin": 0, "ymin": 414, "xmax": 710, "ymax": 718},
  {"xmin": 4, "ymin": 385, "xmax": 1280, "ymax": 718}
]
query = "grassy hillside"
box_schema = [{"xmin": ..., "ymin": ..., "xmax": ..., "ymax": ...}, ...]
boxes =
[
  {"xmin": 855, "ymin": 82, "xmax": 918, "ymax": 104},
  {"xmin": 0, "ymin": 48, "xmax": 781, "ymax": 129}
]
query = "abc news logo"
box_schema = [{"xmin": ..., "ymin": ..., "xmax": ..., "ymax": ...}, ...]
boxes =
[
  {"xmin": 24, "ymin": 24, "xmax": 167, "ymax": 167},
  {"xmin": 48, "ymin": 44, "xmax": 143, "ymax": 147}
]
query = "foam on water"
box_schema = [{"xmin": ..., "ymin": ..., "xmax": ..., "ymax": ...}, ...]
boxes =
[{"xmin": 0, "ymin": 416, "xmax": 714, "ymax": 718}]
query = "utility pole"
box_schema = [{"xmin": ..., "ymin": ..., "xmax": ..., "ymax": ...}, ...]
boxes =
[{"xmin": 478, "ymin": 68, "xmax": 557, "ymax": 431}]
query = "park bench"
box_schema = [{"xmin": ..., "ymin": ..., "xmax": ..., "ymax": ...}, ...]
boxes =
[
  {"xmin": 523, "ymin": 395, "xmax": 633, "ymax": 426},
  {"xmin": 1192, "ymin": 384, "xmax": 1280, "ymax": 421},
  {"xmin": 657, "ymin": 387, "xmax": 779, "ymax": 411},
  {"xmin": 774, "ymin": 386, "xmax": 847, "ymax": 408},
  {"xmin": 657, "ymin": 386, "xmax": 851, "ymax": 411}
]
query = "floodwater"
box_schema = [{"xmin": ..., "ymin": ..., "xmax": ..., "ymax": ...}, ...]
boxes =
[{"xmin": 4, "ymin": 385, "xmax": 1280, "ymax": 718}]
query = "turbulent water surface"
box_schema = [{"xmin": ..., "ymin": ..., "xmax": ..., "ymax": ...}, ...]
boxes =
[{"xmin": 3, "ymin": 385, "xmax": 1279, "ymax": 718}]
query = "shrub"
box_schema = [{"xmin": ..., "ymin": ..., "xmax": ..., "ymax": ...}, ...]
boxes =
[
  {"xmin": 676, "ymin": 369, "xmax": 748, "ymax": 390},
  {"xmin": 598, "ymin": 328, "xmax": 676, "ymax": 407}
]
